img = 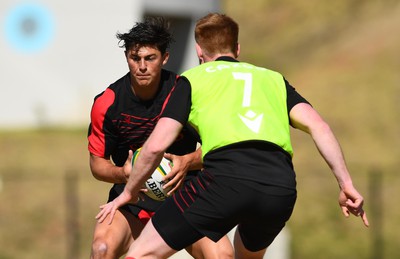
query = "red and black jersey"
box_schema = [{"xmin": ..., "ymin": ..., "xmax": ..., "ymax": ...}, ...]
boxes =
[
  {"xmin": 88, "ymin": 69, "xmax": 200, "ymax": 213},
  {"xmin": 88, "ymin": 69, "xmax": 199, "ymax": 166}
]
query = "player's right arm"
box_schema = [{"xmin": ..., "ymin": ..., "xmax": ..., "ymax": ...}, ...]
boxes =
[
  {"xmin": 88, "ymin": 88, "xmax": 129, "ymax": 184},
  {"xmin": 90, "ymin": 153, "xmax": 130, "ymax": 184}
]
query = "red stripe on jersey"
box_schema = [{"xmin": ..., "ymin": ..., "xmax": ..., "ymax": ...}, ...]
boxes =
[
  {"xmin": 88, "ymin": 88, "xmax": 115, "ymax": 157},
  {"xmin": 160, "ymin": 75, "xmax": 179, "ymax": 114}
]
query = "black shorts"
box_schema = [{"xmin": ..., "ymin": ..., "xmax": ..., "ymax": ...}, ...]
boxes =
[
  {"xmin": 108, "ymin": 183, "xmax": 161, "ymax": 224},
  {"xmin": 152, "ymin": 170, "xmax": 296, "ymax": 251},
  {"xmin": 108, "ymin": 171, "xmax": 200, "ymax": 224}
]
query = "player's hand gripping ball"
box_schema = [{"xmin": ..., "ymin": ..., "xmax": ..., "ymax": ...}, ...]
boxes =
[{"xmin": 132, "ymin": 148, "xmax": 173, "ymax": 201}]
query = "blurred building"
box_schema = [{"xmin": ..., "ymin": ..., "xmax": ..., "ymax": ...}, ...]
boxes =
[{"xmin": 0, "ymin": 0, "xmax": 219, "ymax": 128}]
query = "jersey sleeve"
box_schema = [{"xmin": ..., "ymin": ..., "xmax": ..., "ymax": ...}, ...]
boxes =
[
  {"xmin": 87, "ymin": 88, "xmax": 117, "ymax": 158},
  {"xmin": 160, "ymin": 76, "xmax": 191, "ymax": 125},
  {"xmin": 285, "ymin": 78, "xmax": 311, "ymax": 112}
]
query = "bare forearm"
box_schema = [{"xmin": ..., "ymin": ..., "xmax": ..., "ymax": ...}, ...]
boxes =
[
  {"xmin": 290, "ymin": 103, "xmax": 368, "ymax": 226},
  {"xmin": 125, "ymin": 146, "xmax": 164, "ymax": 194},
  {"xmin": 90, "ymin": 154, "xmax": 127, "ymax": 183},
  {"xmin": 310, "ymin": 122, "xmax": 353, "ymax": 188},
  {"xmin": 124, "ymin": 117, "xmax": 184, "ymax": 195},
  {"xmin": 290, "ymin": 103, "xmax": 353, "ymax": 188}
]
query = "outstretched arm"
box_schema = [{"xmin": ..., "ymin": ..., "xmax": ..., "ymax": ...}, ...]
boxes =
[{"xmin": 290, "ymin": 103, "xmax": 369, "ymax": 227}]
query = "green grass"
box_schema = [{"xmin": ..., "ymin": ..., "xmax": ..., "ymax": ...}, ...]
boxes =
[
  {"xmin": 0, "ymin": 126, "xmax": 397, "ymax": 259},
  {"xmin": 0, "ymin": 128, "xmax": 109, "ymax": 259}
]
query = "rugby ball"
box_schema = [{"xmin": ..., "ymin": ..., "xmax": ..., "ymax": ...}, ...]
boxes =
[{"xmin": 132, "ymin": 148, "xmax": 173, "ymax": 201}]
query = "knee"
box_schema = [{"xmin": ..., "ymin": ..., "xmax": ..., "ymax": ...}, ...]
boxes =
[
  {"xmin": 204, "ymin": 240, "xmax": 235, "ymax": 259},
  {"xmin": 91, "ymin": 239, "xmax": 109, "ymax": 258},
  {"xmin": 218, "ymin": 245, "xmax": 235, "ymax": 259},
  {"xmin": 215, "ymin": 236, "xmax": 234, "ymax": 259}
]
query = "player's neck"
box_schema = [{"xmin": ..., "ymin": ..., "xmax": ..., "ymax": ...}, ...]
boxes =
[{"xmin": 131, "ymin": 82, "xmax": 160, "ymax": 101}]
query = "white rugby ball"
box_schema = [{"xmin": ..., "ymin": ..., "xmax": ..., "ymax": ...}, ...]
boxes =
[{"xmin": 132, "ymin": 148, "xmax": 173, "ymax": 201}]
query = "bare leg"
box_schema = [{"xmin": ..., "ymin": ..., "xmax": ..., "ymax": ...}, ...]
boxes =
[
  {"xmin": 126, "ymin": 219, "xmax": 177, "ymax": 258},
  {"xmin": 90, "ymin": 210, "xmax": 144, "ymax": 259},
  {"xmin": 186, "ymin": 236, "xmax": 234, "ymax": 259}
]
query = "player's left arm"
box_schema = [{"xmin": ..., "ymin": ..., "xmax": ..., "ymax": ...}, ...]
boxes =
[
  {"xmin": 289, "ymin": 102, "xmax": 369, "ymax": 227},
  {"xmin": 163, "ymin": 148, "xmax": 202, "ymax": 194}
]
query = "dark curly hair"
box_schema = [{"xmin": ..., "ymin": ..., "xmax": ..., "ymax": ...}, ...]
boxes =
[{"xmin": 116, "ymin": 16, "xmax": 173, "ymax": 55}]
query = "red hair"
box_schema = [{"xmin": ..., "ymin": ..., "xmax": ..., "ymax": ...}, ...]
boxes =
[{"xmin": 195, "ymin": 13, "xmax": 239, "ymax": 56}]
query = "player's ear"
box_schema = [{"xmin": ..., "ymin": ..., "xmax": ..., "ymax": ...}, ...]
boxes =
[
  {"xmin": 235, "ymin": 43, "xmax": 240, "ymax": 58},
  {"xmin": 162, "ymin": 52, "xmax": 169, "ymax": 65},
  {"xmin": 195, "ymin": 43, "xmax": 204, "ymax": 64}
]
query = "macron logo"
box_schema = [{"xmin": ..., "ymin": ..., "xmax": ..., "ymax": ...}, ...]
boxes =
[{"xmin": 239, "ymin": 110, "xmax": 263, "ymax": 133}]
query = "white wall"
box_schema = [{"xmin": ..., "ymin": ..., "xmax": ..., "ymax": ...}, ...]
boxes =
[
  {"xmin": 0, "ymin": 0, "xmax": 219, "ymax": 129},
  {"xmin": 1, "ymin": 0, "xmax": 138, "ymax": 128}
]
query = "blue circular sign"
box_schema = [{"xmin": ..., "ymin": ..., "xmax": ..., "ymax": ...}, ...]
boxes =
[{"xmin": 4, "ymin": 3, "xmax": 55, "ymax": 53}]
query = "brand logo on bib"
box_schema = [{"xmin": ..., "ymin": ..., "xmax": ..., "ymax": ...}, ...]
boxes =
[{"xmin": 239, "ymin": 110, "xmax": 263, "ymax": 133}]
